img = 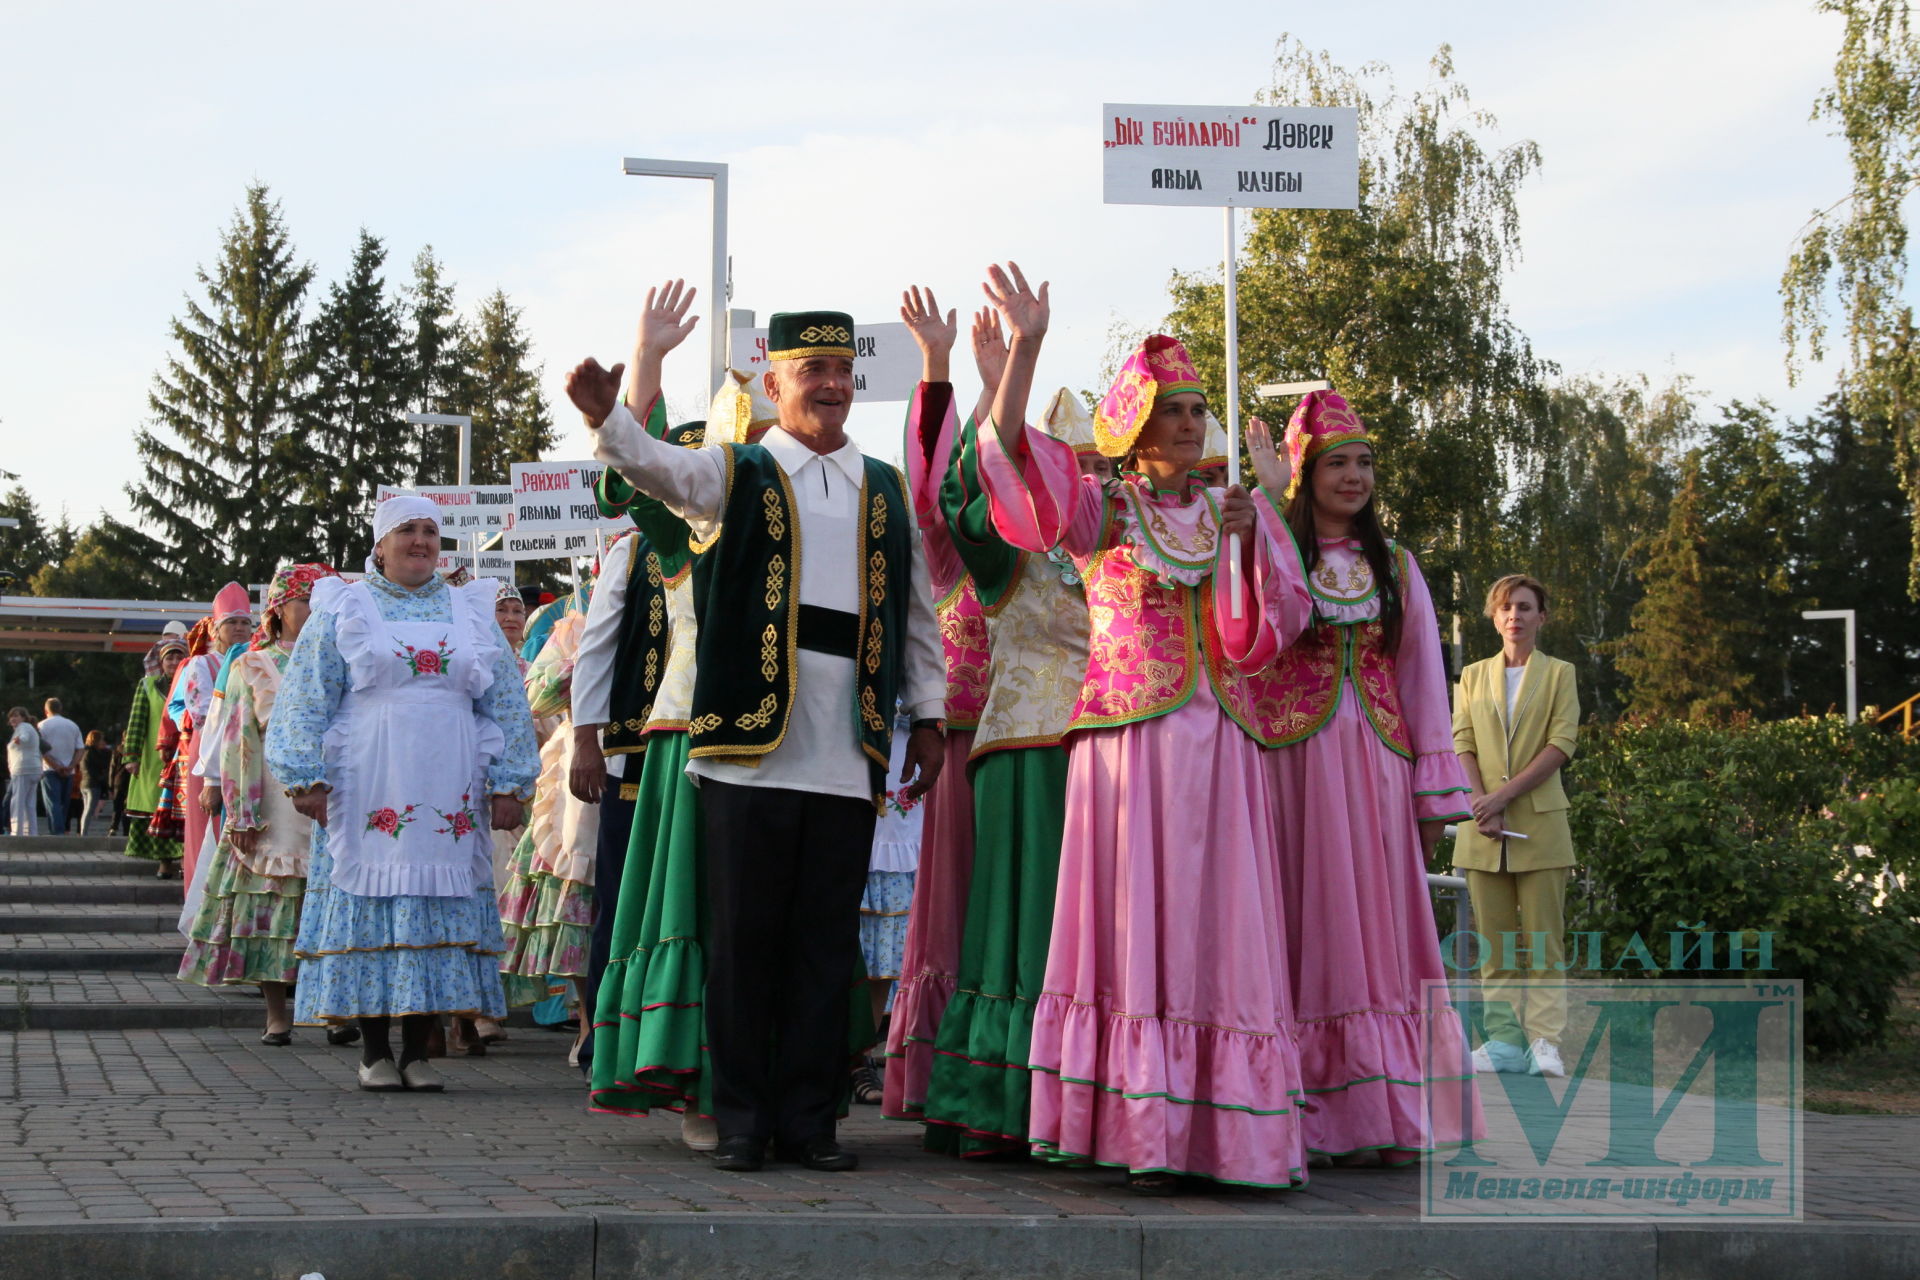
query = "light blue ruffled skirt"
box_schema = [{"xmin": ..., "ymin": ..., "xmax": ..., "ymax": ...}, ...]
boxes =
[{"xmin": 292, "ymin": 828, "xmax": 508, "ymax": 1023}]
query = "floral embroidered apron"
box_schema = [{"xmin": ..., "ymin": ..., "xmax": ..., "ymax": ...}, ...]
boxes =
[{"xmin": 322, "ymin": 582, "xmax": 497, "ymax": 898}]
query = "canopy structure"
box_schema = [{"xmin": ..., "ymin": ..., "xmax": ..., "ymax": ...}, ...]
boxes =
[{"xmin": 0, "ymin": 595, "xmax": 209, "ymax": 655}]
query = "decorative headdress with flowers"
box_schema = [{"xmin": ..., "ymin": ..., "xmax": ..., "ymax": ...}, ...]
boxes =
[
  {"xmin": 251, "ymin": 563, "xmax": 339, "ymax": 649},
  {"xmin": 1093, "ymin": 335, "xmax": 1204, "ymax": 458}
]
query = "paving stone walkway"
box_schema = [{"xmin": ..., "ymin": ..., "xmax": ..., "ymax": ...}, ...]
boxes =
[{"xmin": 0, "ymin": 1026, "xmax": 1916, "ymax": 1225}]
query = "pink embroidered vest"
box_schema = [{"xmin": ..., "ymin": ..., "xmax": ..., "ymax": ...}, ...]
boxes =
[
  {"xmin": 1066, "ymin": 486, "xmax": 1268, "ymax": 741},
  {"xmin": 937, "ymin": 575, "xmax": 990, "ymax": 730},
  {"xmin": 1255, "ymin": 544, "xmax": 1412, "ymax": 757}
]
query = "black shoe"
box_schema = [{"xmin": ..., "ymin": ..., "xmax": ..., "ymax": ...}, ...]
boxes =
[
  {"xmin": 259, "ymin": 1029, "xmax": 293, "ymax": 1046},
  {"xmin": 326, "ymin": 1024, "xmax": 362, "ymax": 1047},
  {"xmin": 711, "ymin": 1136, "xmax": 766, "ymax": 1173},
  {"xmin": 774, "ymin": 1139, "xmax": 858, "ymax": 1172}
]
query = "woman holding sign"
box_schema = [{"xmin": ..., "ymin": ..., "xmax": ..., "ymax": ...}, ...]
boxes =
[
  {"xmin": 266, "ymin": 495, "xmax": 538, "ymax": 1091},
  {"xmin": 972, "ymin": 263, "xmax": 1315, "ymax": 1193}
]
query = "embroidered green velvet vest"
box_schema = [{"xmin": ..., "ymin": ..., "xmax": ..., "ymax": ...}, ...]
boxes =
[
  {"xmin": 601, "ymin": 533, "xmax": 671, "ymax": 757},
  {"xmin": 687, "ymin": 443, "xmax": 911, "ymax": 800}
]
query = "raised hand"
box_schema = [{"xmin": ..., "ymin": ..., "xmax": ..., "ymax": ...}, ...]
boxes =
[
  {"xmin": 635, "ymin": 279, "xmax": 701, "ymax": 359},
  {"xmin": 900, "ymin": 286, "xmax": 957, "ymax": 357},
  {"xmin": 1245, "ymin": 415, "xmax": 1291, "ymax": 496},
  {"xmin": 566, "ymin": 358, "xmax": 626, "ymax": 429},
  {"xmin": 981, "ymin": 261, "xmax": 1049, "ymax": 344},
  {"xmin": 970, "ymin": 307, "xmax": 1009, "ymax": 393}
]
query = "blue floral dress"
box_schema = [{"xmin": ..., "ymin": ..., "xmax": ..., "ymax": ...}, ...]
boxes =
[{"xmin": 267, "ymin": 571, "xmax": 539, "ymax": 1022}]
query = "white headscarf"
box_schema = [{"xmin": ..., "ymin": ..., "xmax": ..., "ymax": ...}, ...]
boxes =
[{"xmin": 367, "ymin": 494, "xmax": 441, "ymax": 576}]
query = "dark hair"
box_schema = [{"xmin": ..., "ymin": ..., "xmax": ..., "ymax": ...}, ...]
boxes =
[{"xmin": 1283, "ymin": 451, "xmax": 1403, "ymax": 651}]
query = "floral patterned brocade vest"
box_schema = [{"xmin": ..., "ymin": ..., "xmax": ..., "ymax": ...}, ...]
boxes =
[
  {"xmin": 1066, "ymin": 483, "xmax": 1270, "ymax": 743},
  {"xmin": 937, "ymin": 576, "xmax": 989, "ymax": 731},
  {"xmin": 1254, "ymin": 542, "xmax": 1413, "ymax": 757}
]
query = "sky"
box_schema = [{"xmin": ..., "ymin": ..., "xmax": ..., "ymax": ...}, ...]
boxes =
[{"xmin": 0, "ymin": 0, "xmax": 1860, "ymax": 535}]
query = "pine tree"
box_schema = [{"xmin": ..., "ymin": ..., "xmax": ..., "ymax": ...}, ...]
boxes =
[
  {"xmin": 130, "ymin": 184, "xmax": 313, "ymax": 592},
  {"xmin": 403, "ymin": 246, "xmax": 471, "ymax": 485},
  {"xmin": 1694, "ymin": 403, "xmax": 1802, "ymax": 717},
  {"xmin": 461, "ymin": 289, "xmax": 554, "ymax": 483},
  {"xmin": 1614, "ymin": 458, "xmax": 1750, "ymax": 721},
  {"xmin": 300, "ymin": 229, "xmax": 414, "ymax": 568}
]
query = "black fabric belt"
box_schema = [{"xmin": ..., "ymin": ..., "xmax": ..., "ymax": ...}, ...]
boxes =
[{"xmin": 796, "ymin": 604, "xmax": 859, "ymax": 660}]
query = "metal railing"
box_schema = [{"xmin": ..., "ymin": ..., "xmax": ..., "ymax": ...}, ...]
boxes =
[{"xmin": 1874, "ymin": 691, "xmax": 1920, "ymax": 741}]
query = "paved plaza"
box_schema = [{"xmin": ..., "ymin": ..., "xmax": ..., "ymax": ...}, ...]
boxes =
[{"xmin": 4, "ymin": 835, "xmax": 1919, "ymax": 1278}]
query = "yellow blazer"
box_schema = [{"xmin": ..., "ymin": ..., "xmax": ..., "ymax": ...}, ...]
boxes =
[{"xmin": 1450, "ymin": 650, "xmax": 1579, "ymax": 872}]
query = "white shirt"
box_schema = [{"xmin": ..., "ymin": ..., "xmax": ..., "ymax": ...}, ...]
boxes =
[
  {"xmin": 571, "ymin": 533, "xmax": 632, "ymax": 781},
  {"xmin": 1504, "ymin": 666, "xmax": 1525, "ymax": 723},
  {"xmin": 7, "ymin": 722, "xmax": 43, "ymax": 778},
  {"xmin": 593, "ymin": 400, "xmax": 945, "ymax": 801},
  {"xmin": 36, "ymin": 714, "xmax": 81, "ymax": 770}
]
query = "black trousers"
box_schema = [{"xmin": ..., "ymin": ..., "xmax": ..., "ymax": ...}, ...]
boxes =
[
  {"xmin": 701, "ymin": 778, "xmax": 876, "ymax": 1145},
  {"xmin": 579, "ymin": 771, "xmax": 637, "ymax": 1072}
]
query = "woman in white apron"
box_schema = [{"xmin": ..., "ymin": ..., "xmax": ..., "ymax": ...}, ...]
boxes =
[{"xmin": 267, "ymin": 496, "xmax": 539, "ymax": 1091}]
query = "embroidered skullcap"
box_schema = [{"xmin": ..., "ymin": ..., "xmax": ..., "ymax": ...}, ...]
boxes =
[
  {"xmin": 210, "ymin": 581, "xmax": 252, "ymax": 624},
  {"xmin": 1198, "ymin": 410, "xmax": 1230, "ymax": 471},
  {"xmin": 767, "ymin": 311, "xmax": 855, "ymax": 362},
  {"xmin": 1282, "ymin": 390, "xmax": 1371, "ymax": 500},
  {"xmin": 1093, "ymin": 335, "xmax": 1204, "ymax": 458},
  {"xmin": 708, "ymin": 367, "xmax": 778, "ymax": 444},
  {"xmin": 1039, "ymin": 388, "xmax": 1099, "ymax": 457}
]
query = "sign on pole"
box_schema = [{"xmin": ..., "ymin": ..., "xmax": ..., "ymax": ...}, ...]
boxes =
[
  {"xmin": 435, "ymin": 549, "xmax": 515, "ymax": 580},
  {"xmin": 508, "ymin": 461, "xmax": 628, "ymax": 534},
  {"xmin": 1102, "ymin": 104, "xmax": 1359, "ymax": 209},
  {"xmin": 729, "ymin": 321, "xmax": 920, "ymax": 403},
  {"xmin": 501, "ymin": 529, "xmax": 603, "ymax": 562},
  {"xmin": 375, "ymin": 484, "xmax": 515, "ymax": 537}
]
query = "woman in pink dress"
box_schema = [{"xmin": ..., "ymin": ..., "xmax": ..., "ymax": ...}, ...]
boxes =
[
  {"xmin": 973, "ymin": 263, "xmax": 1314, "ymax": 1192},
  {"xmin": 1259, "ymin": 390, "xmax": 1478, "ymax": 1165}
]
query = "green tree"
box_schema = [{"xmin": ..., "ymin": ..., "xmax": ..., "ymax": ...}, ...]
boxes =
[
  {"xmin": 1781, "ymin": 0, "xmax": 1920, "ymax": 594},
  {"xmin": 1694, "ymin": 402, "xmax": 1803, "ymax": 716},
  {"xmin": 1789, "ymin": 394, "xmax": 1920, "ymax": 709},
  {"xmin": 301, "ymin": 229, "xmax": 413, "ymax": 567},
  {"xmin": 1163, "ymin": 42, "xmax": 1547, "ymax": 605},
  {"xmin": 403, "ymin": 245, "xmax": 472, "ymax": 485},
  {"xmin": 1494, "ymin": 376, "xmax": 1694, "ymax": 718},
  {"xmin": 129, "ymin": 183, "xmax": 313, "ymax": 592},
  {"xmin": 0, "ymin": 487, "xmax": 58, "ymax": 591},
  {"xmin": 459, "ymin": 289, "xmax": 554, "ymax": 483},
  {"xmin": 1613, "ymin": 456, "xmax": 1751, "ymax": 720}
]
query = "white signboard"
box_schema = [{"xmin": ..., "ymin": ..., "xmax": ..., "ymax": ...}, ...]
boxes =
[
  {"xmin": 1102, "ymin": 103, "xmax": 1359, "ymax": 209},
  {"xmin": 508, "ymin": 461, "xmax": 628, "ymax": 535},
  {"xmin": 729, "ymin": 321, "xmax": 919, "ymax": 403},
  {"xmin": 502, "ymin": 528, "xmax": 602, "ymax": 562},
  {"xmin": 373, "ymin": 484, "xmax": 515, "ymax": 537},
  {"xmin": 435, "ymin": 550, "xmax": 515, "ymax": 580}
]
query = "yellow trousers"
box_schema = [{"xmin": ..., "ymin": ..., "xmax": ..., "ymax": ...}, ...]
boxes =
[{"xmin": 1465, "ymin": 865, "xmax": 1570, "ymax": 1048}]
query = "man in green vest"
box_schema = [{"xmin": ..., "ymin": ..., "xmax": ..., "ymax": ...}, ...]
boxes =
[{"xmin": 565, "ymin": 279, "xmax": 947, "ymax": 1173}]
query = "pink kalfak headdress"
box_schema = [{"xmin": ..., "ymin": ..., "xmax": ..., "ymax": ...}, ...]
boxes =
[
  {"xmin": 1093, "ymin": 335, "xmax": 1204, "ymax": 458},
  {"xmin": 1282, "ymin": 390, "xmax": 1370, "ymax": 500}
]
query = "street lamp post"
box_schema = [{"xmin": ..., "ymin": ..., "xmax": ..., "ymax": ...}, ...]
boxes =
[
  {"xmin": 621, "ymin": 157, "xmax": 729, "ymax": 397},
  {"xmin": 1801, "ymin": 608, "xmax": 1858, "ymax": 723},
  {"xmin": 406, "ymin": 412, "xmax": 474, "ymax": 571}
]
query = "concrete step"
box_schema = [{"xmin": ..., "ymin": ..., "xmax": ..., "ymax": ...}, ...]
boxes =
[
  {"xmin": 0, "ymin": 932, "xmax": 182, "ymax": 971},
  {"xmin": 0, "ymin": 852, "xmax": 156, "ymax": 877},
  {"xmin": 0, "ymin": 835, "xmax": 128, "ymax": 854},
  {"xmin": 0, "ymin": 908, "xmax": 181, "ymax": 933},
  {"xmin": 0, "ymin": 971, "xmax": 553, "ymax": 1031},
  {"xmin": 0, "ymin": 877, "xmax": 183, "ymax": 905}
]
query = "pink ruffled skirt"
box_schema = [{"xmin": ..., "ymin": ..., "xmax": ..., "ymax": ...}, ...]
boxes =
[
  {"xmin": 1267, "ymin": 687, "xmax": 1481, "ymax": 1157},
  {"xmin": 1028, "ymin": 688, "xmax": 1309, "ymax": 1188}
]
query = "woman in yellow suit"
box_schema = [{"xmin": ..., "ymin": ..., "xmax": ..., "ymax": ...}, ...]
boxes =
[{"xmin": 1450, "ymin": 574, "xmax": 1579, "ymax": 1079}]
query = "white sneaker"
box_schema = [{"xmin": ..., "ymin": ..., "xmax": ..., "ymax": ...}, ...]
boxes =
[
  {"xmin": 1528, "ymin": 1039, "xmax": 1566, "ymax": 1078},
  {"xmin": 681, "ymin": 1112, "xmax": 719, "ymax": 1151},
  {"xmin": 1471, "ymin": 1040, "xmax": 1528, "ymax": 1073},
  {"xmin": 357, "ymin": 1058, "xmax": 405, "ymax": 1091}
]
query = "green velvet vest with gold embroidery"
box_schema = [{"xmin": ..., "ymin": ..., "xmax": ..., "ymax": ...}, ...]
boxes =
[
  {"xmin": 602, "ymin": 533, "xmax": 670, "ymax": 756},
  {"xmin": 687, "ymin": 443, "xmax": 911, "ymax": 799}
]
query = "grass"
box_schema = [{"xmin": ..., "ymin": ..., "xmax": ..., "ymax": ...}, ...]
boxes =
[{"xmin": 1804, "ymin": 980, "xmax": 1920, "ymax": 1116}]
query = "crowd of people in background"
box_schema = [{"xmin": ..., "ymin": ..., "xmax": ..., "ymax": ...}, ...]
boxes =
[{"xmin": 0, "ymin": 262, "xmax": 1583, "ymax": 1198}]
